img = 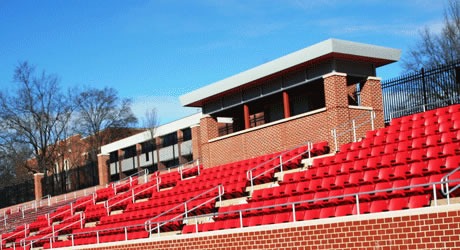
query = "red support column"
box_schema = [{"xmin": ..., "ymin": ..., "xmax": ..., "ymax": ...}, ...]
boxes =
[
  {"xmin": 244, "ymin": 104, "xmax": 250, "ymax": 129},
  {"xmin": 283, "ymin": 91, "xmax": 291, "ymax": 118}
]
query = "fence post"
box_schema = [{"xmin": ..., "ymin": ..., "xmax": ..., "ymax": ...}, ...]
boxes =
[{"xmin": 421, "ymin": 68, "xmax": 428, "ymax": 108}]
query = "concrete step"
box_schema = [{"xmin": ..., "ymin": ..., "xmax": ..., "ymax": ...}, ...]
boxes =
[
  {"xmin": 432, "ymin": 197, "xmax": 460, "ymax": 206},
  {"xmin": 216, "ymin": 197, "xmax": 248, "ymax": 208}
]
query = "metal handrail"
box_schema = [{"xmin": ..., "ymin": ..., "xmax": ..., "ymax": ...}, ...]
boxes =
[
  {"xmin": 186, "ymin": 178, "xmax": 458, "ymax": 232},
  {"xmin": 179, "ymin": 159, "xmax": 201, "ymax": 180},
  {"xmin": 246, "ymin": 142, "xmax": 313, "ymax": 192},
  {"xmin": 105, "ymin": 177, "xmax": 161, "ymax": 215},
  {"xmin": 20, "ymin": 213, "xmax": 85, "ymax": 249},
  {"xmin": 12, "ymin": 177, "xmax": 459, "ymax": 245},
  {"xmin": 145, "ymin": 185, "xmax": 224, "ymax": 235},
  {"xmin": 113, "ymin": 169, "xmax": 149, "ymax": 194},
  {"xmin": 25, "ymin": 185, "xmax": 225, "ymax": 245},
  {"xmin": 0, "ymin": 224, "xmax": 28, "ymax": 250},
  {"xmin": 440, "ymin": 166, "xmax": 460, "ymax": 204},
  {"xmin": 331, "ymin": 110, "xmax": 376, "ymax": 152}
]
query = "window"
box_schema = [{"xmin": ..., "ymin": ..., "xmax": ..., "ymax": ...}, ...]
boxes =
[
  {"xmin": 141, "ymin": 141, "xmax": 155, "ymax": 153},
  {"xmin": 123, "ymin": 146, "xmax": 137, "ymax": 158},
  {"xmin": 162, "ymin": 133, "xmax": 178, "ymax": 147},
  {"xmin": 109, "ymin": 152, "xmax": 118, "ymax": 163},
  {"xmin": 182, "ymin": 128, "xmax": 192, "ymax": 141}
]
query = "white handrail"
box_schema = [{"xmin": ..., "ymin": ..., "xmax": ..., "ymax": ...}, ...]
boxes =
[
  {"xmin": 179, "ymin": 159, "xmax": 201, "ymax": 180},
  {"xmin": 246, "ymin": 142, "xmax": 313, "ymax": 192},
  {"xmin": 331, "ymin": 110, "xmax": 376, "ymax": 152},
  {"xmin": 105, "ymin": 177, "xmax": 161, "ymax": 214}
]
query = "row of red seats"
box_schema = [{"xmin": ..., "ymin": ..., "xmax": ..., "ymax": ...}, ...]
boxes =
[
  {"xmin": 386, "ymin": 113, "xmax": 460, "ymax": 133},
  {"xmin": 290, "ymin": 155, "xmax": 460, "ymax": 185},
  {"xmin": 184, "ymin": 194, "xmax": 430, "ymax": 234},
  {"xmin": 390, "ymin": 104, "xmax": 460, "ymax": 126},
  {"xmin": 224, "ymin": 175, "xmax": 440, "ymax": 219},
  {"xmin": 336, "ymin": 140, "xmax": 459, "ymax": 165},
  {"xmin": 41, "ymin": 230, "xmax": 148, "ymax": 249},
  {"xmin": 342, "ymin": 128, "xmax": 460, "ymax": 155}
]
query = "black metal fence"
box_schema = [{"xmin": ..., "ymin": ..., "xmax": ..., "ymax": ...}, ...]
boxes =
[
  {"xmin": 382, "ymin": 60, "xmax": 460, "ymax": 123},
  {"xmin": 42, "ymin": 162, "xmax": 99, "ymax": 197},
  {"xmin": 0, "ymin": 179, "xmax": 35, "ymax": 209}
]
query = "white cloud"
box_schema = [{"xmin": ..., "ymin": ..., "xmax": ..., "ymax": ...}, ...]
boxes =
[{"xmin": 131, "ymin": 95, "xmax": 200, "ymax": 127}]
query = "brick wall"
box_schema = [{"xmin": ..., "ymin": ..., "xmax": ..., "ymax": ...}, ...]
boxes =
[
  {"xmin": 203, "ymin": 109, "xmax": 331, "ymax": 168},
  {"xmin": 76, "ymin": 205, "xmax": 460, "ymax": 250}
]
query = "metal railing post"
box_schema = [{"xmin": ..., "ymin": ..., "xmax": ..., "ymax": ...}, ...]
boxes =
[
  {"xmin": 239, "ymin": 211, "xmax": 243, "ymax": 228},
  {"xmin": 352, "ymin": 120, "xmax": 357, "ymax": 142},
  {"xmin": 370, "ymin": 111, "xmax": 375, "ymax": 130},
  {"xmin": 332, "ymin": 129, "xmax": 338, "ymax": 152},
  {"xmin": 156, "ymin": 176, "xmax": 160, "ymax": 192},
  {"xmin": 355, "ymin": 194, "xmax": 360, "ymax": 215},
  {"xmin": 292, "ymin": 204, "xmax": 296, "ymax": 222},
  {"xmin": 249, "ymin": 171, "xmax": 254, "ymax": 193},
  {"xmin": 280, "ymin": 155, "xmax": 283, "ymax": 173},
  {"xmin": 193, "ymin": 218, "xmax": 198, "ymax": 233},
  {"xmin": 184, "ymin": 203, "xmax": 188, "ymax": 218},
  {"xmin": 433, "ymin": 184, "xmax": 438, "ymax": 207}
]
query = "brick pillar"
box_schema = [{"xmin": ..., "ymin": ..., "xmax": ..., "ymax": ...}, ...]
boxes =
[
  {"xmin": 156, "ymin": 137, "xmax": 166, "ymax": 171},
  {"xmin": 283, "ymin": 91, "xmax": 291, "ymax": 118},
  {"xmin": 361, "ymin": 76, "xmax": 385, "ymax": 129},
  {"xmin": 199, "ymin": 115, "xmax": 219, "ymax": 168},
  {"xmin": 97, "ymin": 154, "xmax": 110, "ymax": 186},
  {"xmin": 33, "ymin": 173, "xmax": 44, "ymax": 200},
  {"xmin": 323, "ymin": 72, "xmax": 351, "ymax": 151},
  {"xmin": 191, "ymin": 124, "xmax": 201, "ymax": 162}
]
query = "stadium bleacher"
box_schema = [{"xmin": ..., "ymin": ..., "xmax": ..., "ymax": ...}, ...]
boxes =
[{"xmin": 2, "ymin": 104, "xmax": 460, "ymax": 249}]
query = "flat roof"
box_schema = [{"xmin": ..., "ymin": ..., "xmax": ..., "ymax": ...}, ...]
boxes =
[
  {"xmin": 180, "ymin": 38, "xmax": 400, "ymax": 107},
  {"xmin": 100, "ymin": 112, "xmax": 202, "ymax": 154}
]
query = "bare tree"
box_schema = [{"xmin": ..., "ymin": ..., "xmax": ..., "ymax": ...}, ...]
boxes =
[
  {"xmin": 0, "ymin": 62, "xmax": 73, "ymax": 175},
  {"xmin": 143, "ymin": 108, "xmax": 158, "ymax": 171},
  {"xmin": 403, "ymin": 0, "xmax": 460, "ymax": 71},
  {"xmin": 74, "ymin": 87, "xmax": 138, "ymax": 163}
]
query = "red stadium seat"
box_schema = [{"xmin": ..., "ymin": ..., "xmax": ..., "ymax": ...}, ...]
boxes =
[{"xmin": 388, "ymin": 197, "xmax": 409, "ymax": 211}]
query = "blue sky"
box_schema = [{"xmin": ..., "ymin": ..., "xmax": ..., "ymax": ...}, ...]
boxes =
[{"xmin": 0, "ymin": 0, "xmax": 446, "ymax": 125}]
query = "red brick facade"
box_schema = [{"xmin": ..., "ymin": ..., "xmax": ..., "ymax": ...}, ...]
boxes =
[{"xmin": 77, "ymin": 206, "xmax": 460, "ymax": 250}]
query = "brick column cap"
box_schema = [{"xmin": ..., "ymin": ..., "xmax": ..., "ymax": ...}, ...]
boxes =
[
  {"xmin": 190, "ymin": 124, "xmax": 200, "ymax": 128},
  {"xmin": 367, "ymin": 76, "xmax": 382, "ymax": 81},
  {"xmin": 322, "ymin": 72, "xmax": 347, "ymax": 78},
  {"xmin": 34, "ymin": 173, "xmax": 44, "ymax": 177},
  {"xmin": 97, "ymin": 153, "xmax": 110, "ymax": 157}
]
